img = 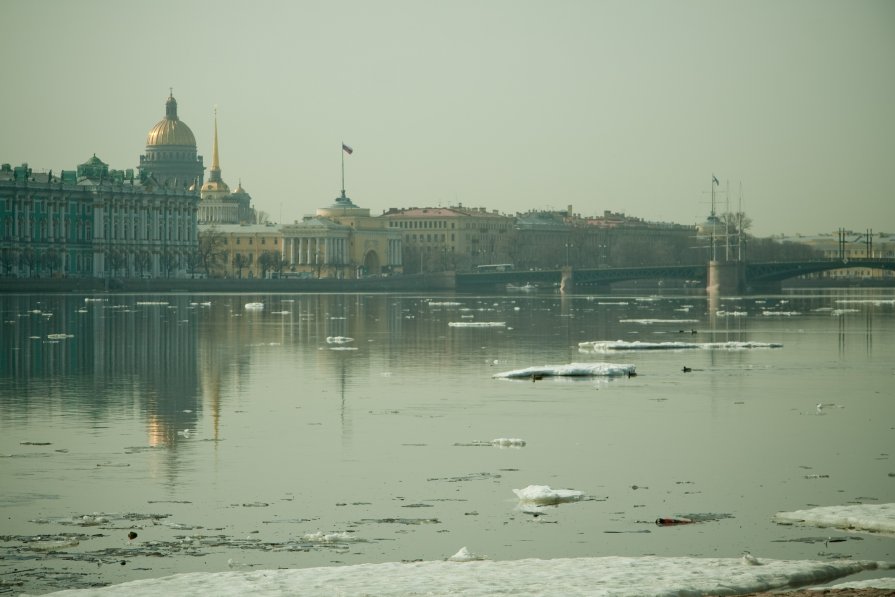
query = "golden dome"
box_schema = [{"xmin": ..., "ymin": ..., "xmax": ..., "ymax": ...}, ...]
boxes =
[
  {"xmin": 146, "ymin": 93, "xmax": 197, "ymax": 147},
  {"xmin": 200, "ymin": 180, "xmax": 230, "ymax": 193}
]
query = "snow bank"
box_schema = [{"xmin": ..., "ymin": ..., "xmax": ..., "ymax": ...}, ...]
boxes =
[
  {"xmin": 40, "ymin": 556, "xmax": 886, "ymax": 596},
  {"xmin": 493, "ymin": 363, "xmax": 635, "ymax": 379},
  {"xmin": 775, "ymin": 503, "xmax": 895, "ymax": 535}
]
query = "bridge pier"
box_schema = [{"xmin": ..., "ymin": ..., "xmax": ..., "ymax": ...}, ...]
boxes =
[
  {"xmin": 707, "ymin": 261, "xmax": 745, "ymax": 294},
  {"xmin": 561, "ymin": 266, "xmax": 574, "ymax": 293}
]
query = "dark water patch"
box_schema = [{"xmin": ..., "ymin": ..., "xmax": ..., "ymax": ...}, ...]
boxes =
[
  {"xmin": 146, "ymin": 500, "xmax": 192, "ymax": 504},
  {"xmin": 772, "ymin": 535, "xmax": 856, "ymax": 544},
  {"xmin": 358, "ymin": 518, "xmax": 440, "ymax": 525},
  {"xmin": 261, "ymin": 518, "xmax": 317, "ymax": 524}
]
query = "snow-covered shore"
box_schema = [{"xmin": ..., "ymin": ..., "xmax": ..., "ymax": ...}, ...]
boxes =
[{"xmin": 35, "ymin": 556, "xmax": 894, "ymax": 596}]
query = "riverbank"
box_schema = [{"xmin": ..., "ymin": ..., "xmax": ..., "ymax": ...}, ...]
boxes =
[{"xmin": 0, "ymin": 272, "xmax": 456, "ymax": 294}]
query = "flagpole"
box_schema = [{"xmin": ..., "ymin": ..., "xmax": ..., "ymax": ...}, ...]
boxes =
[{"xmin": 341, "ymin": 141, "xmax": 345, "ymax": 197}]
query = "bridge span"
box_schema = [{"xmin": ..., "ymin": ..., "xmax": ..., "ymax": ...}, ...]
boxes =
[{"xmin": 455, "ymin": 259, "xmax": 895, "ymax": 294}]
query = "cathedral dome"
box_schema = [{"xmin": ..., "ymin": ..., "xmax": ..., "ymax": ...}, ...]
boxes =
[{"xmin": 146, "ymin": 93, "xmax": 197, "ymax": 147}]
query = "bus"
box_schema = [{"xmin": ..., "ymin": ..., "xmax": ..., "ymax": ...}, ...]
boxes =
[{"xmin": 475, "ymin": 264, "xmax": 514, "ymax": 272}]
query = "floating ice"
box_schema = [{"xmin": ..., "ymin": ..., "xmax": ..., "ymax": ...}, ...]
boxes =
[
  {"xmin": 716, "ymin": 310, "xmax": 748, "ymax": 317},
  {"xmin": 449, "ymin": 321, "xmax": 506, "ymax": 328},
  {"xmin": 302, "ymin": 531, "xmax": 357, "ymax": 543},
  {"xmin": 28, "ymin": 555, "xmax": 891, "ymax": 596},
  {"xmin": 619, "ymin": 318, "xmax": 700, "ymax": 324},
  {"xmin": 762, "ymin": 310, "xmax": 800, "ymax": 316},
  {"xmin": 447, "ymin": 546, "xmax": 486, "ymax": 562},
  {"xmin": 513, "ymin": 484, "xmax": 584, "ymax": 505},
  {"xmin": 775, "ymin": 503, "xmax": 895, "ymax": 535},
  {"xmin": 493, "ymin": 363, "xmax": 635, "ymax": 379},
  {"xmin": 326, "ymin": 336, "xmax": 354, "ymax": 344},
  {"xmin": 47, "ymin": 333, "xmax": 74, "ymax": 340},
  {"xmin": 135, "ymin": 301, "xmax": 169, "ymax": 306},
  {"xmin": 491, "ymin": 438, "xmax": 526, "ymax": 448},
  {"xmin": 428, "ymin": 301, "xmax": 462, "ymax": 306},
  {"xmin": 579, "ymin": 340, "xmax": 783, "ymax": 352},
  {"xmin": 244, "ymin": 303, "xmax": 264, "ymax": 310}
]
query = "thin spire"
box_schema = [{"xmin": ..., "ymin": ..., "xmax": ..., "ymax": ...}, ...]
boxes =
[{"xmin": 211, "ymin": 107, "xmax": 221, "ymax": 172}]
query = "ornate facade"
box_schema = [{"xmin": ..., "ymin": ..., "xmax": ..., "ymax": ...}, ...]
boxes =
[
  {"xmin": 1, "ymin": 92, "xmax": 201, "ymax": 278},
  {"xmin": 0, "ymin": 157, "xmax": 198, "ymax": 278}
]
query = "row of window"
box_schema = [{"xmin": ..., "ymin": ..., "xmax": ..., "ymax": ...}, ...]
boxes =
[
  {"xmin": 389, "ymin": 219, "xmax": 511, "ymax": 231},
  {"xmin": 225, "ymin": 236, "xmax": 278, "ymax": 246}
]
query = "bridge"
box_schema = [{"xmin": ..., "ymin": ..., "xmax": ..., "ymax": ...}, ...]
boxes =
[{"xmin": 455, "ymin": 259, "xmax": 895, "ymax": 294}]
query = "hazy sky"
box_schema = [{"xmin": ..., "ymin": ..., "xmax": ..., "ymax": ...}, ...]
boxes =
[{"xmin": 2, "ymin": 0, "xmax": 892, "ymax": 237}]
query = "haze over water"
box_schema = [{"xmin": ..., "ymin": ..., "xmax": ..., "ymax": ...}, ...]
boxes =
[{"xmin": 1, "ymin": 289, "xmax": 893, "ymax": 594}]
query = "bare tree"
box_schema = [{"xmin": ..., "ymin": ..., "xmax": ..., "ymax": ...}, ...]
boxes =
[
  {"xmin": 42, "ymin": 249, "xmax": 62, "ymax": 276},
  {"xmin": 160, "ymin": 251, "xmax": 178, "ymax": 278},
  {"xmin": 258, "ymin": 251, "xmax": 277, "ymax": 278},
  {"xmin": 197, "ymin": 227, "xmax": 227, "ymax": 277},
  {"xmin": 233, "ymin": 253, "xmax": 248, "ymax": 278}
]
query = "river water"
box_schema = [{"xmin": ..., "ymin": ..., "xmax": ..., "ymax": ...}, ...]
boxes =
[{"xmin": 1, "ymin": 289, "xmax": 893, "ymax": 594}]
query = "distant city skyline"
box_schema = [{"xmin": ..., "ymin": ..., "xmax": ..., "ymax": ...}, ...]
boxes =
[{"xmin": 2, "ymin": 0, "xmax": 892, "ymax": 238}]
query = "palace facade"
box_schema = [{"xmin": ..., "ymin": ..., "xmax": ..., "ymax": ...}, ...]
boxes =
[{"xmin": 1, "ymin": 93, "xmax": 203, "ymax": 279}]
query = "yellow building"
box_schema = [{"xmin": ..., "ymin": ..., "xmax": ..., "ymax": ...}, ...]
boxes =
[
  {"xmin": 280, "ymin": 192, "xmax": 402, "ymax": 278},
  {"xmin": 380, "ymin": 205, "xmax": 515, "ymax": 272},
  {"xmin": 202, "ymin": 223, "xmax": 283, "ymax": 279}
]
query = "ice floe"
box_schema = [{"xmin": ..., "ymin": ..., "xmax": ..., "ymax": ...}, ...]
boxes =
[
  {"xmin": 493, "ymin": 362, "xmax": 635, "ymax": 379},
  {"xmin": 325, "ymin": 336, "xmax": 354, "ymax": 344},
  {"xmin": 244, "ymin": 302, "xmax": 264, "ymax": 310},
  {"xmin": 490, "ymin": 438, "xmax": 526, "ymax": 448},
  {"xmin": 619, "ymin": 318, "xmax": 700, "ymax": 324},
  {"xmin": 37, "ymin": 556, "xmax": 890, "ymax": 596},
  {"xmin": 449, "ymin": 321, "xmax": 507, "ymax": 328},
  {"xmin": 579, "ymin": 340, "xmax": 783, "ymax": 352},
  {"xmin": 513, "ymin": 484, "xmax": 584, "ymax": 505},
  {"xmin": 775, "ymin": 502, "xmax": 895, "ymax": 535},
  {"xmin": 447, "ymin": 546, "xmax": 487, "ymax": 562}
]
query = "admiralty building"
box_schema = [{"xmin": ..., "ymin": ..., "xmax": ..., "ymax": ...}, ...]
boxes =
[{"xmin": 0, "ymin": 93, "xmax": 204, "ymax": 278}]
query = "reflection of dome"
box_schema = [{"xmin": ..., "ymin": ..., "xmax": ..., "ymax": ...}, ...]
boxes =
[{"xmin": 146, "ymin": 94, "xmax": 197, "ymax": 147}]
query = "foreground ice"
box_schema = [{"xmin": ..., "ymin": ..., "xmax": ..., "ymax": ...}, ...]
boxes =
[
  {"xmin": 579, "ymin": 340, "xmax": 783, "ymax": 352},
  {"xmin": 493, "ymin": 362, "xmax": 635, "ymax": 378},
  {"xmin": 40, "ymin": 556, "xmax": 890, "ymax": 596},
  {"xmin": 775, "ymin": 503, "xmax": 895, "ymax": 535}
]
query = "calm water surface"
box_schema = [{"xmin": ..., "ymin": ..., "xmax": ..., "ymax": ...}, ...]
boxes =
[{"xmin": 1, "ymin": 290, "xmax": 893, "ymax": 594}]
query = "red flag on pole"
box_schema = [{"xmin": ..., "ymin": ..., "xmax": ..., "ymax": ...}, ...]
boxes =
[{"xmin": 342, "ymin": 143, "xmax": 353, "ymax": 155}]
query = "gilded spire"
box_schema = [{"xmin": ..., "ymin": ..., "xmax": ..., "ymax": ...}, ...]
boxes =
[
  {"xmin": 211, "ymin": 107, "xmax": 221, "ymax": 172},
  {"xmin": 200, "ymin": 106, "xmax": 228, "ymax": 192}
]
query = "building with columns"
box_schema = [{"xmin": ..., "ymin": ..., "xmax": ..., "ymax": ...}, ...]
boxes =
[
  {"xmin": 0, "ymin": 156, "xmax": 198, "ymax": 278},
  {"xmin": 280, "ymin": 191, "xmax": 402, "ymax": 278}
]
